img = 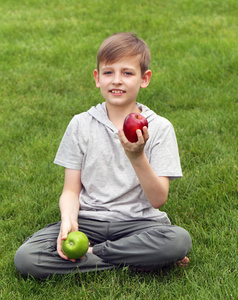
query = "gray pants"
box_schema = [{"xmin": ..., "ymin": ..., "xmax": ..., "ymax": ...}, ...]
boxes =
[{"xmin": 14, "ymin": 218, "xmax": 192, "ymax": 278}]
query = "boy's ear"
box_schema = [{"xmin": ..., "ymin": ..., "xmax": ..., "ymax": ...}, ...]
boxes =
[
  {"xmin": 93, "ymin": 69, "xmax": 100, "ymax": 88},
  {"xmin": 140, "ymin": 70, "xmax": 152, "ymax": 88}
]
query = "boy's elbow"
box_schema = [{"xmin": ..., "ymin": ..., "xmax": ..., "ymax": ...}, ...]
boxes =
[
  {"xmin": 151, "ymin": 197, "xmax": 167, "ymax": 209},
  {"xmin": 152, "ymin": 203, "xmax": 163, "ymax": 209}
]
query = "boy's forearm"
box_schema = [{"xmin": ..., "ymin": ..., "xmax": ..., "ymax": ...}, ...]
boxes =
[
  {"xmin": 59, "ymin": 191, "xmax": 80, "ymax": 222},
  {"xmin": 129, "ymin": 153, "xmax": 169, "ymax": 209}
]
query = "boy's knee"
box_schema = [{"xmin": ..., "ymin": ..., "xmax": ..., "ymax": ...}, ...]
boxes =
[
  {"xmin": 14, "ymin": 244, "xmax": 36, "ymax": 277},
  {"xmin": 173, "ymin": 226, "xmax": 192, "ymax": 259}
]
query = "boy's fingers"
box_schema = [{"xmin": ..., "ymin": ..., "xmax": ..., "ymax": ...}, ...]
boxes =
[
  {"xmin": 61, "ymin": 233, "xmax": 67, "ymax": 240},
  {"xmin": 136, "ymin": 128, "xmax": 149, "ymax": 144},
  {"xmin": 118, "ymin": 129, "xmax": 126, "ymax": 140},
  {"xmin": 118, "ymin": 129, "xmax": 130, "ymax": 145},
  {"xmin": 136, "ymin": 129, "xmax": 144, "ymax": 143},
  {"xmin": 59, "ymin": 228, "xmax": 68, "ymax": 240},
  {"xmin": 142, "ymin": 126, "xmax": 149, "ymax": 141}
]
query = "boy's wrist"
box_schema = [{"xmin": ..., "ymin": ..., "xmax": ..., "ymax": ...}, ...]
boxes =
[
  {"xmin": 127, "ymin": 151, "xmax": 147, "ymax": 166},
  {"xmin": 61, "ymin": 213, "xmax": 78, "ymax": 224}
]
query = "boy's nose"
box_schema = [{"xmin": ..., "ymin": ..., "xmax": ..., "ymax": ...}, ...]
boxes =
[{"xmin": 112, "ymin": 73, "xmax": 122, "ymax": 85}]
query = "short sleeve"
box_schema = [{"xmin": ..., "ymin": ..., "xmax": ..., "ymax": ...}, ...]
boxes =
[
  {"xmin": 54, "ymin": 116, "xmax": 84, "ymax": 169},
  {"xmin": 149, "ymin": 121, "xmax": 182, "ymax": 180}
]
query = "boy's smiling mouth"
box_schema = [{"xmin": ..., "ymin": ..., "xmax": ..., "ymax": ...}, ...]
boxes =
[{"xmin": 110, "ymin": 89, "xmax": 125, "ymax": 94}]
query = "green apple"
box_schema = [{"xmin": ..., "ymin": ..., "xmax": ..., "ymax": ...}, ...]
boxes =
[{"xmin": 62, "ymin": 231, "xmax": 89, "ymax": 259}]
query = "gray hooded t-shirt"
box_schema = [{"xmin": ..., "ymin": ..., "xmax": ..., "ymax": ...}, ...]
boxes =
[{"xmin": 54, "ymin": 102, "xmax": 182, "ymax": 223}]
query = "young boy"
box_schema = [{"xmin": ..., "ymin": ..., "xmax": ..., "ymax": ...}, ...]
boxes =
[{"xmin": 14, "ymin": 32, "xmax": 192, "ymax": 278}]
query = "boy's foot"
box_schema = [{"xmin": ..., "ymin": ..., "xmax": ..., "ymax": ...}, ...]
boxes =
[
  {"xmin": 175, "ymin": 256, "xmax": 190, "ymax": 267},
  {"xmin": 131, "ymin": 256, "xmax": 190, "ymax": 272}
]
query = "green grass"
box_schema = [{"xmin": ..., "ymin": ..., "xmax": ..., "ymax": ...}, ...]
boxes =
[{"xmin": 0, "ymin": 0, "xmax": 237, "ymax": 299}]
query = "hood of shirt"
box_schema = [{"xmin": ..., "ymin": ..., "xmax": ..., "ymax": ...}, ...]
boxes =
[{"xmin": 87, "ymin": 102, "xmax": 157, "ymax": 132}]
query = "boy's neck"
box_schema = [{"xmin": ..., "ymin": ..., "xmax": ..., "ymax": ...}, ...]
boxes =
[{"xmin": 105, "ymin": 102, "xmax": 141, "ymax": 130}]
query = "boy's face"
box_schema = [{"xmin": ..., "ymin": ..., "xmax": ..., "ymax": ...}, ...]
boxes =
[{"xmin": 94, "ymin": 55, "xmax": 151, "ymax": 108}]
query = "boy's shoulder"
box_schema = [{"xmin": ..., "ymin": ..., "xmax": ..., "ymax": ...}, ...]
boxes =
[
  {"xmin": 139, "ymin": 103, "xmax": 173, "ymax": 129},
  {"xmin": 67, "ymin": 111, "xmax": 91, "ymax": 128},
  {"xmin": 73, "ymin": 103, "xmax": 106, "ymax": 119},
  {"xmin": 69, "ymin": 102, "xmax": 113, "ymax": 131}
]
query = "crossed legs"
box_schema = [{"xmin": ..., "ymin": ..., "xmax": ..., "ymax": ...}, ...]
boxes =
[{"xmin": 14, "ymin": 218, "xmax": 192, "ymax": 278}]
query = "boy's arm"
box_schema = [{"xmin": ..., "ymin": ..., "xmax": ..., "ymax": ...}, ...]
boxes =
[
  {"xmin": 118, "ymin": 127, "xmax": 169, "ymax": 209},
  {"xmin": 57, "ymin": 168, "xmax": 82, "ymax": 261}
]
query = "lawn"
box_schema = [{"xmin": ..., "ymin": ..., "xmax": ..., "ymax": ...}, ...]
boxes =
[{"xmin": 0, "ymin": 0, "xmax": 237, "ymax": 299}]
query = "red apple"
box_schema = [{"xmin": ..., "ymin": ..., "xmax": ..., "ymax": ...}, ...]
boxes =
[{"xmin": 123, "ymin": 113, "xmax": 148, "ymax": 143}]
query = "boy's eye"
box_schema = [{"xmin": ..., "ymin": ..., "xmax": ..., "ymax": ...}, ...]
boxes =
[
  {"xmin": 103, "ymin": 71, "xmax": 112, "ymax": 75},
  {"xmin": 124, "ymin": 72, "xmax": 133, "ymax": 76}
]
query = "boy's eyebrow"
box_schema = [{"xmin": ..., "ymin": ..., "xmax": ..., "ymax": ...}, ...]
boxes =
[{"xmin": 101, "ymin": 66, "xmax": 136, "ymax": 71}]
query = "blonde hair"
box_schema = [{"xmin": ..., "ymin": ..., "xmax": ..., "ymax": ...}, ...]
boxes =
[{"xmin": 97, "ymin": 32, "xmax": 151, "ymax": 75}]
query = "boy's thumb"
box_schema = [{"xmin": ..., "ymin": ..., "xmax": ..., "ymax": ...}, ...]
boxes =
[{"xmin": 61, "ymin": 232, "xmax": 68, "ymax": 240}]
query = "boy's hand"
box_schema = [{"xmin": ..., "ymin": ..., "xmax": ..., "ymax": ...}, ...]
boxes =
[
  {"xmin": 118, "ymin": 126, "xmax": 149, "ymax": 161},
  {"xmin": 57, "ymin": 219, "xmax": 78, "ymax": 262}
]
